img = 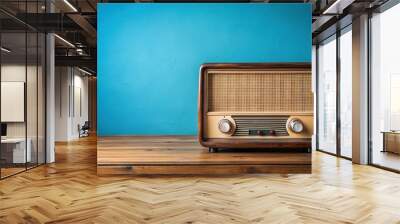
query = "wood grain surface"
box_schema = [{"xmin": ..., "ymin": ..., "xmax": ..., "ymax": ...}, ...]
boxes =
[{"xmin": 97, "ymin": 136, "xmax": 311, "ymax": 175}]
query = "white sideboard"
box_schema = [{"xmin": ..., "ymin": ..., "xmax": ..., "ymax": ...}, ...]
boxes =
[{"xmin": 1, "ymin": 138, "xmax": 32, "ymax": 163}]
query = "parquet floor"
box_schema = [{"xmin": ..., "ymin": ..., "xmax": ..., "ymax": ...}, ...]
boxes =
[{"xmin": 1, "ymin": 136, "xmax": 400, "ymax": 223}]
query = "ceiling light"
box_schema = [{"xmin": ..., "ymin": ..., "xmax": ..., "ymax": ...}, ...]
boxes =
[
  {"xmin": 323, "ymin": 0, "xmax": 341, "ymax": 14},
  {"xmin": 1, "ymin": 47, "xmax": 11, "ymax": 53},
  {"xmin": 322, "ymin": 0, "xmax": 354, "ymax": 15},
  {"xmin": 63, "ymin": 0, "xmax": 78, "ymax": 12},
  {"xmin": 76, "ymin": 48, "xmax": 85, "ymax": 56},
  {"xmin": 78, "ymin": 67, "xmax": 93, "ymax": 76},
  {"xmin": 54, "ymin": 34, "xmax": 75, "ymax": 48}
]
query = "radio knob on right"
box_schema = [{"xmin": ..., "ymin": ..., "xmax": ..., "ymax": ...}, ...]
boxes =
[{"xmin": 288, "ymin": 119, "xmax": 304, "ymax": 133}]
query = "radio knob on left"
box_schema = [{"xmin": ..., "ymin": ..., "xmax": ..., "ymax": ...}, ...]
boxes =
[{"xmin": 218, "ymin": 119, "xmax": 235, "ymax": 135}]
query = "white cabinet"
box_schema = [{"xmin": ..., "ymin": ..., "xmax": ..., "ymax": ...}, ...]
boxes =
[{"xmin": 1, "ymin": 138, "xmax": 32, "ymax": 163}]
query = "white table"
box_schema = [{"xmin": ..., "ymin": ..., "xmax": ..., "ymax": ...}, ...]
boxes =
[{"xmin": 1, "ymin": 138, "xmax": 32, "ymax": 163}]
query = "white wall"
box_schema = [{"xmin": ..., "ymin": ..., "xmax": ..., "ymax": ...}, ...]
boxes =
[
  {"xmin": 55, "ymin": 67, "xmax": 89, "ymax": 141},
  {"xmin": 55, "ymin": 67, "xmax": 70, "ymax": 141},
  {"xmin": 71, "ymin": 73, "xmax": 89, "ymax": 138}
]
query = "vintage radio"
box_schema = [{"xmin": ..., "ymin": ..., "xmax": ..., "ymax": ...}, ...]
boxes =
[{"xmin": 198, "ymin": 63, "xmax": 313, "ymax": 152}]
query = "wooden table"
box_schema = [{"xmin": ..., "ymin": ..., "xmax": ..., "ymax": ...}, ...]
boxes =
[{"xmin": 382, "ymin": 131, "xmax": 400, "ymax": 154}]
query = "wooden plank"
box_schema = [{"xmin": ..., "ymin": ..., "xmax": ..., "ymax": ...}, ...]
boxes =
[
  {"xmin": 97, "ymin": 136, "xmax": 311, "ymax": 165},
  {"xmin": 97, "ymin": 136, "xmax": 311, "ymax": 174},
  {"xmin": 97, "ymin": 164, "xmax": 311, "ymax": 176},
  {"xmin": 97, "ymin": 149, "xmax": 311, "ymax": 165}
]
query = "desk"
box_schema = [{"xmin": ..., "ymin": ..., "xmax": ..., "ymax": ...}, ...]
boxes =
[
  {"xmin": 1, "ymin": 138, "xmax": 32, "ymax": 163},
  {"xmin": 382, "ymin": 131, "xmax": 400, "ymax": 154}
]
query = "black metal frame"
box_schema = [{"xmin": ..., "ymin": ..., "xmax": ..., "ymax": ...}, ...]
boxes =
[
  {"xmin": 315, "ymin": 33, "xmax": 338, "ymax": 156},
  {"xmin": 0, "ymin": 0, "xmax": 48, "ymax": 180},
  {"xmin": 336, "ymin": 28, "xmax": 341, "ymax": 158},
  {"xmin": 315, "ymin": 23, "xmax": 353, "ymax": 161},
  {"xmin": 315, "ymin": 45, "xmax": 319, "ymax": 151},
  {"xmin": 367, "ymin": 11, "xmax": 373, "ymax": 167}
]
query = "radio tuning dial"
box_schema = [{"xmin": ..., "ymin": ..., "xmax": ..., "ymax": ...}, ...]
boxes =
[
  {"xmin": 289, "ymin": 119, "xmax": 304, "ymax": 133},
  {"xmin": 218, "ymin": 119, "xmax": 235, "ymax": 135}
]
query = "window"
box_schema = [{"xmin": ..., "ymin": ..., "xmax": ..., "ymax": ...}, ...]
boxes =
[
  {"xmin": 339, "ymin": 27, "xmax": 352, "ymax": 158},
  {"xmin": 316, "ymin": 25, "xmax": 353, "ymax": 159},
  {"xmin": 370, "ymin": 3, "xmax": 400, "ymax": 171},
  {"xmin": 317, "ymin": 35, "xmax": 337, "ymax": 154},
  {"xmin": 0, "ymin": 1, "xmax": 47, "ymax": 179}
]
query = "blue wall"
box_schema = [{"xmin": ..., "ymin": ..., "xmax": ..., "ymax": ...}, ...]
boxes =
[{"xmin": 98, "ymin": 3, "xmax": 311, "ymax": 136}]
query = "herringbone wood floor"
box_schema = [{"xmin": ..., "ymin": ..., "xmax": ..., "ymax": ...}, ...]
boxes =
[{"xmin": 1, "ymin": 136, "xmax": 400, "ymax": 224}]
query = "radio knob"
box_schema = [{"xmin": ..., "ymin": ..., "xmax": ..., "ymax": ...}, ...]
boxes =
[
  {"xmin": 288, "ymin": 119, "xmax": 304, "ymax": 133},
  {"xmin": 218, "ymin": 119, "xmax": 235, "ymax": 135}
]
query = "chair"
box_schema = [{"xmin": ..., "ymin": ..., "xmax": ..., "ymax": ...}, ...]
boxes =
[{"xmin": 79, "ymin": 121, "xmax": 90, "ymax": 138}]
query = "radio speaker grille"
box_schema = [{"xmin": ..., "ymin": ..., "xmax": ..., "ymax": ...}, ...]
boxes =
[
  {"xmin": 207, "ymin": 71, "xmax": 313, "ymax": 112},
  {"xmin": 233, "ymin": 116, "xmax": 289, "ymax": 136}
]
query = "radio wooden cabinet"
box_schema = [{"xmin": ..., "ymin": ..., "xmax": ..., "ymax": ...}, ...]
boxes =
[{"xmin": 198, "ymin": 63, "xmax": 313, "ymax": 152}]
